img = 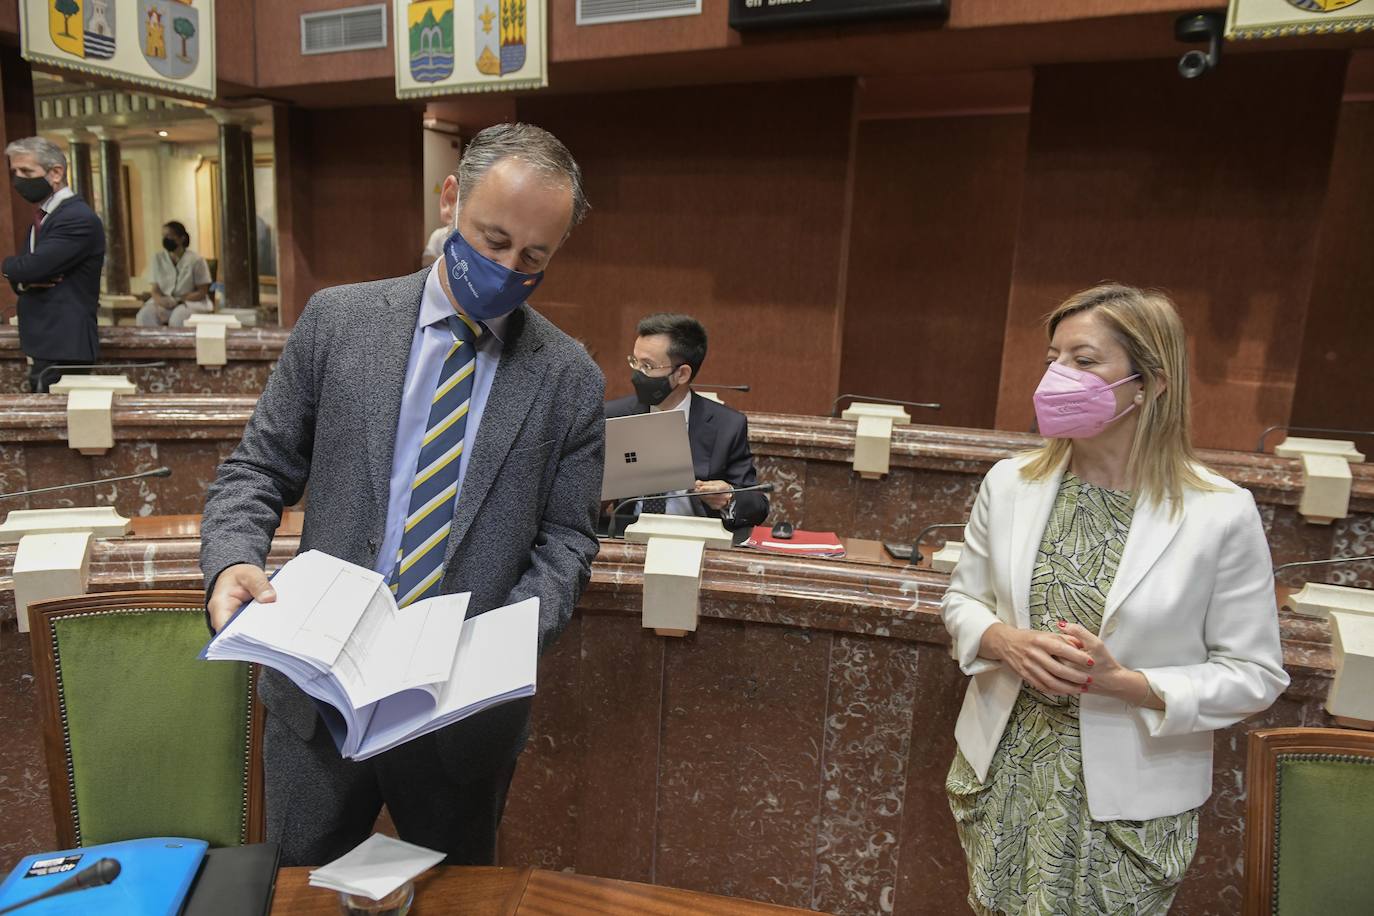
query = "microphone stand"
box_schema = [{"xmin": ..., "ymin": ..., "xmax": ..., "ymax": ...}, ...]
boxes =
[
  {"xmin": 609, "ymin": 483, "xmax": 775, "ymax": 539},
  {"xmin": 831, "ymin": 394, "xmax": 940, "ymax": 418},
  {"xmin": 0, "ymin": 858, "xmax": 121, "ymax": 914},
  {"xmin": 1272, "ymin": 556, "xmax": 1374, "ymax": 579},
  {"xmin": 1255, "ymin": 425, "xmax": 1374, "ymax": 453},
  {"xmin": 905, "ymin": 522, "xmax": 967, "ymax": 567},
  {"xmin": 0, "ymin": 467, "xmax": 173, "ymax": 501}
]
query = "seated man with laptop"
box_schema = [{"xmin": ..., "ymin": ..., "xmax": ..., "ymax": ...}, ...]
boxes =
[{"xmin": 602, "ymin": 313, "xmax": 768, "ymax": 537}]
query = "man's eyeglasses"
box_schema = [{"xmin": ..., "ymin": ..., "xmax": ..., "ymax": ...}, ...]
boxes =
[{"xmin": 626, "ymin": 355, "xmax": 680, "ymax": 376}]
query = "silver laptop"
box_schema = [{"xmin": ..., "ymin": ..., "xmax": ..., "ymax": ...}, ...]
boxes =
[{"xmin": 601, "ymin": 411, "xmax": 695, "ymax": 502}]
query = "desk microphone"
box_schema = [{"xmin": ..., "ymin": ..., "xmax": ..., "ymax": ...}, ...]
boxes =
[
  {"xmin": 609, "ymin": 483, "xmax": 775, "ymax": 538},
  {"xmin": 693, "ymin": 383, "xmax": 751, "ymax": 392},
  {"xmin": 830, "ymin": 394, "xmax": 940, "ymax": 418},
  {"xmin": 0, "ymin": 858, "xmax": 121, "ymax": 915},
  {"xmin": 0, "ymin": 467, "xmax": 172, "ymax": 501},
  {"xmin": 1272, "ymin": 556, "xmax": 1374, "ymax": 579}
]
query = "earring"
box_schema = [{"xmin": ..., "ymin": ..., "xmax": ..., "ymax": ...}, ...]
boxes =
[{"xmin": 1134, "ymin": 393, "xmax": 1144, "ymax": 403}]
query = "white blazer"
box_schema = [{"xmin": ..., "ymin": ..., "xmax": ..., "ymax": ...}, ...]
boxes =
[{"xmin": 943, "ymin": 455, "xmax": 1289, "ymax": 821}]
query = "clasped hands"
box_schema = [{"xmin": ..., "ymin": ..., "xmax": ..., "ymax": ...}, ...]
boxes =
[{"xmin": 978, "ymin": 620, "xmax": 1155, "ymax": 706}]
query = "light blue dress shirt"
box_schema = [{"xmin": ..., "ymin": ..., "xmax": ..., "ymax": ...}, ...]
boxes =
[{"xmin": 374, "ymin": 265, "xmax": 507, "ymax": 578}]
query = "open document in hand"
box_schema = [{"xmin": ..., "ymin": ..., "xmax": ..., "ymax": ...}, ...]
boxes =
[{"xmin": 200, "ymin": 550, "xmax": 538, "ymax": 761}]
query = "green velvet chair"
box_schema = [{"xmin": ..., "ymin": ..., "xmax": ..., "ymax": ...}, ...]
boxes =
[
  {"xmin": 28, "ymin": 591, "xmax": 264, "ymax": 849},
  {"xmin": 1244, "ymin": 727, "xmax": 1374, "ymax": 915}
]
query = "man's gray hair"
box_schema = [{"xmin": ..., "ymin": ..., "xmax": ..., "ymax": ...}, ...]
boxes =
[
  {"xmin": 4, "ymin": 136, "xmax": 67, "ymax": 173},
  {"xmin": 458, "ymin": 123, "xmax": 589, "ymax": 228}
]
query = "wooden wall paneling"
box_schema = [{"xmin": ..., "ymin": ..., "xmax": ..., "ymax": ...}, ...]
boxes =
[
  {"xmin": 252, "ymin": 0, "xmax": 393, "ymax": 89},
  {"xmin": 517, "ymin": 80, "xmax": 858, "ymax": 415},
  {"xmin": 995, "ymin": 53, "xmax": 1348, "ymax": 450},
  {"xmin": 838, "ymin": 113, "xmax": 1029, "ymax": 430},
  {"xmin": 1289, "ymin": 100, "xmax": 1374, "ymax": 459},
  {"xmin": 215, "ymin": 0, "xmax": 257, "ymax": 89}
]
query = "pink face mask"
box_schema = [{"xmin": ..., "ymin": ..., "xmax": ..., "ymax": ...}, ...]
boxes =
[{"xmin": 1032, "ymin": 362, "xmax": 1141, "ymax": 439}]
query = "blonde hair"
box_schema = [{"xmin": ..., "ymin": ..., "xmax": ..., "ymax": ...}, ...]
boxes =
[{"xmin": 1021, "ymin": 283, "xmax": 1218, "ymax": 507}]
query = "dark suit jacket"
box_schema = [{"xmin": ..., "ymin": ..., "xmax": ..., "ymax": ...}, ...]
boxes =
[
  {"xmin": 604, "ymin": 391, "xmax": 769, "ymax": 533},
  {"xmin": 201, "ymin": 268, "xmax": 606, "ymax": 783},
  {"xmin": 2, "ymin": 194, "xmax": 104, "ymax": 363}
]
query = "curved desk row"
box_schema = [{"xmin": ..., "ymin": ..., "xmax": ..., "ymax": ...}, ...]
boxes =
[
  {"xmin": 0, "ymin": 327, "xmax": 288, "ymax": 395},
  {"xmin": 0, "ymin": 520, "xmax": 1338, "ymax": 915},
  {"xmin": 1, "ymin": 399, "xmax": 1369, "ymax": 589}
]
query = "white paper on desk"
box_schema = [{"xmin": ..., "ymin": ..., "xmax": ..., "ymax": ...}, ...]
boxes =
[{"xmin": 307, "ymin": 834, "xmax": 444, "ymax": 901}]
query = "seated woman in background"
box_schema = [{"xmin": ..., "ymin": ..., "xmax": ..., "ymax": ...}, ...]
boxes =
[
  {"xmin": 942, "ymin": 284, "xmax": 1289, "ymax": 915},
  {"xmin": 135, "ymin": 221, "xmax": 212, "ymax": 328}
]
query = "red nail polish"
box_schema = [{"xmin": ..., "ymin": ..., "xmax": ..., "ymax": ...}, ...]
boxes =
[
  {"xmin": 1058, "ymin": 620, "xmax": 1067, "ymax": 628},
  {"xmin": 1086, "ymin": 676, "xmax": 1093, "ymax": 684},
  {"xmin": 1086, "ymin": 659, "xmax": 1095, "ymax": 667}
]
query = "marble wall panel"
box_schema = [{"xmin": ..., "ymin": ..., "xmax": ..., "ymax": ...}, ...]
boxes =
[
  {"xmin": 800, "ymin": 462, "xmax": 860, "ymax": 534},
  {"xmin": 572, "ymin": 613, "xmax": 664, "ymax": 883},
  {"xmin": 0, "ymin": 628, "xmax": 56, "ymax": 876},
  {"xmin": 754, "ymin": 455, "xmax": 806, "ymax": 532},
  {"xmin": 893, "ymin": 642, "xmax": 971, "ymax": 915},
  {"xmin": 655, "ymin": 620, "xmax": 830, "ymax": 908},
  {"xmin": 499, "ymin": 615, "xmax": 584, "ymax": 873},
  {"xmin": 812, "ymin": 633, "xmax": 921, "ymax": 916}
]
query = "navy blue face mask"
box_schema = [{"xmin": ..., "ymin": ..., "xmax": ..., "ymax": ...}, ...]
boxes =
[{"xmin": 441, "ymin": 226, "xmax": 544, "ymax": 321}]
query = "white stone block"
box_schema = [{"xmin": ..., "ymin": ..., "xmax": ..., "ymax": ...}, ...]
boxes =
[
  {"xmin": 188, "ymin": 314, "xmax": 242, "ymax": 368},
  {"xmin": 0, "ymin": 506, "xmax": 131, "ymax": 543},
  {"xmin": 12, "ymin": 531, "xmax": 92, "ymax": 634},
  {"xmin": 1297, "ymin": 452, "xmax": 1352, "ymax": 525},
  {"xmin": 49, "ymin": 374, "xmax": 136, "ymax": 394},
  {"xmin": 625, "ymin": 513, "xmax": 733, "ymax": 636},
  {"xmin": 1326, "ymin": 610, "xmax": 1374, "ymax": 724},
  {"xmin": 842, "ymin": 402, "xmax": 912, "ymax": 480},
  {"xmin": 1274, "ymin": 437, "xmax": 1365, "ymax": 463},
  {"xmin": 1283, "ymin": 582, "xmax": 1374, "ymax": 620},
  {"xmin": 931, "ymin": 540, "xmax": 965, "ymax": 573}
]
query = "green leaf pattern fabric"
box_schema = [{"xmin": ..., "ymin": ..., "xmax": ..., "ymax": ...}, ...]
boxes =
[{"xmin": 945, "ymin": 474, "xmax": 1199, "ymax": 915}]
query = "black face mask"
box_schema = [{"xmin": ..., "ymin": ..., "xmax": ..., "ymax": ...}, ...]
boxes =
[
  {"xmin": 632, "ymin": 370, "xmax": 677, "ymax": 407},
  {"xmin": 13, "ymin": 174, "xmax": 51, "ymax": 204},
  {"xmin": 162, "ymin": 237, "xmax": 179, "ymax": 253}
]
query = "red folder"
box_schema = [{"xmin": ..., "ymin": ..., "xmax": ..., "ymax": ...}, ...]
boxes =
[{"xmin": 741, "ymin": 526, "xmax": 846, "ymax": 558}]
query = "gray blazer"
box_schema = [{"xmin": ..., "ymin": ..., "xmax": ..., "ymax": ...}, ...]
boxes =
[{"xmin": 201, "ymin": 268, "xmax": 605, "ymax": 779}]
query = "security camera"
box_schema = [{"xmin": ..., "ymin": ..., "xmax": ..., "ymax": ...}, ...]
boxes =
[{"xmin": 1175, "ymin": 12, "xmax": 1224, "ymax": 79}]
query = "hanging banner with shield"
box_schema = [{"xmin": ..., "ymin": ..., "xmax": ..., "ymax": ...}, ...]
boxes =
[
  {"xmin": 394, "ymin": 0, "xmax": 546, "ymax": 99},
  {"xmin": 20, "ymin": 0, "xmax": 215, "ymax": 100},
  {"xmin": 1226, "ymin": 0, "xmax": 1374, "ymax": 39}
]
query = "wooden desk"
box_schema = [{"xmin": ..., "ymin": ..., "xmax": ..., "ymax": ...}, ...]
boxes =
[{"xmin": 271, "ymin": 866, "xmax": 825, "ymax": 914}]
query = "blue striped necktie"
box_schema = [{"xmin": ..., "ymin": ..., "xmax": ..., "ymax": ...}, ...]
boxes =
[{"xmin": 390, "ymin": 313, "xmax": 481, "ymax": 606}]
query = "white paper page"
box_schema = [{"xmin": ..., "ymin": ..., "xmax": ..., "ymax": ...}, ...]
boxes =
[
  {"xmin": 307, "ymin": 834, "xmax": 444, "ymax": 901},
  {"xmin": 349, "ymin": 598, "xmax": 539, "ymax": 760},
  {"xmin": 216, "ymin": 551, "xmax": 384, "ymax": 668},
  {"xmin": 332, "ymin": 590, "xmax": 470, "ymax": 709},
  {"xmin": 433, "ymin": 598, "xmax": 539, "ymax": 718}
]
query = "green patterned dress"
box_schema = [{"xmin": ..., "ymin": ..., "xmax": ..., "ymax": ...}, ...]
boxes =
[{"xmin": 945, "ymin": 473, "xmax": 1199, "ymax": 915}]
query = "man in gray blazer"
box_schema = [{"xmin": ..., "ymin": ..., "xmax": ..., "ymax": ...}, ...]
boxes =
[{"xmin": 201, "ymin": 124, "xmax": 605, "ymax": 867}]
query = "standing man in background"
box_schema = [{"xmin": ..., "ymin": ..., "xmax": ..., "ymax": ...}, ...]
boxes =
[
  {"xmin": 202, "ymin": 123, "xmax": 605, "ymax": 867},
  {"xmin": 3, "ymin": 137, "xmax": 105, "ymax": 393}
]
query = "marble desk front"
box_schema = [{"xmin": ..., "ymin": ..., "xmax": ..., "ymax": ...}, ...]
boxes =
[{"xmin": 0, "ymin": 528, "xmax": 1339, "ymax": 916}]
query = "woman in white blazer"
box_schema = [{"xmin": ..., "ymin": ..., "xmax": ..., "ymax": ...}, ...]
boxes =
[{"xmin": 942, "ymin": 284, "xmax": 1289, "ymax": 915}]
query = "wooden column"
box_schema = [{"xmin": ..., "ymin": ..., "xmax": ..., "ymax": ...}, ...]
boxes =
[
  {"xmin": 65, "ymin": 130, "xmax": 95, "ymax": 203},
  {"xmin": 241, "ymin": 126, "xmax": 259, "ymax": 312},
  {"xmin": 91, "ymin": 128, "xmax": 130, "ymax": 295},
  {"xmin": 0, "ymin": 45, "xmax": 36, "ymax": 320},
  {"xmin": 210, "ymin": 110, "xmax": 256, "ymax": 311}
]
